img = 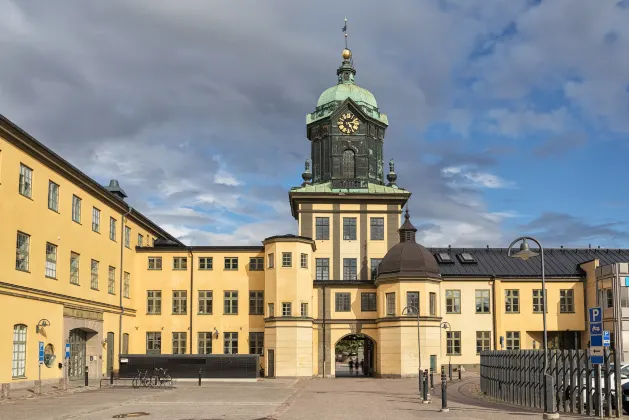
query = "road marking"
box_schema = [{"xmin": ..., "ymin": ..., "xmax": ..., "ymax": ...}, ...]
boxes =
[{"xmin": 133, "ymin": 401, "xmax": 283, "ymax": 406}]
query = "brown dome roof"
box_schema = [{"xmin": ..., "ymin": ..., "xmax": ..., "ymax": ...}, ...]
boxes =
[{"xmin": 376, "ymin": 209, "xmax": 441, "ymax": 280}]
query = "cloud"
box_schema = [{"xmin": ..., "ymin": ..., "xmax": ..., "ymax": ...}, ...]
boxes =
[
  {"xmin": 442, "ymin": 165, "xmax": 514, "ymax": 189},
  {"xmin": 485, "ymin": 107, "xmax": 571, "ymax": 137},
  {"xmin": 533, "ymin": 132, "xmax": 587, "ymax": 158}
]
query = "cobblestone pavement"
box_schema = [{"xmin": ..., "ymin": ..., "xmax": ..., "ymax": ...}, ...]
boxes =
[{"xmin": 0, "ymin": 376, "xmax": 591, "ymax": 420}]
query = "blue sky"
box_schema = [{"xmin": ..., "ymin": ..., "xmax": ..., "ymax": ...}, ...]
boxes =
[{"xmin": 1, "ymin": 0, "xmax": 628, "ymax": 247}]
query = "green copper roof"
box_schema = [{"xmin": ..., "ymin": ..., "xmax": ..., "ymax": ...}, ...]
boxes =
[
  {"xmin": 317, "ymin": 83, "xmax": 377, "ymax": 109},
  {"xmin": 290, "ymin": 182, "xmax": 409, "ymax": 195}
]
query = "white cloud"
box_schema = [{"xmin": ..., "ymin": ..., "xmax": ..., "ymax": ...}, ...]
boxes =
[
  {"xmin": 213, "ymin": 169, "xmax": 242, "ymax": 186},
  {"xmin": 442, "ymin": 165, "xmax": 514, "ymax": 189}
]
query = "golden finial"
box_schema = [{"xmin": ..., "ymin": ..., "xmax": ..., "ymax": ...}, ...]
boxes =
[{"xmin": 341, "ymin": 18, "xmax": 351, "ymax": 60}]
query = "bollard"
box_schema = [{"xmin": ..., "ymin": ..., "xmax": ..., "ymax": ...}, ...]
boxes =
[
  {"xmin": 448, "ymin": 363, "xmax": 452, "ymax": 381},
  {"xmin": 440, "ymin": 366, "xmax": 448, "ymax": 412},
  {"xmin": 458, "ymin": 365, "xmax": 462, "ymax": 380},
  {"xmin": 419, "ymin": 369, "xmax": 424, "ymax": 396},
  {"xmin": 430, "ymin": 368, "xmax": 434, "ymax": 390},
  {"xmin": 110, "ymin": 369, "xmax": 114, "ymax": 385},
  {"xmin": 422, "ymin": 369, "xmax": 429, "ymax": 403},
  {"xmin": 84, "ymin": 366, "xmax": 89, "ymax": 387},
  {"xmin": 198, "ymin": 368, "xmax": 202, "ymax": 387}
]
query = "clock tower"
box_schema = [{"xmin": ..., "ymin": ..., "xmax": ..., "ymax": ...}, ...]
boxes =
[{"xmin": 305, "ymin": 48, "xmax": 389, "ymax": 189}]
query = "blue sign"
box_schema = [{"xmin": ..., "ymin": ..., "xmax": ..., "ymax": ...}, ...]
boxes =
[
  {"xmin": 589, "ymin": 307, "xmax": 603, "ymax": 323},
  {"xmin": 65, "ymin": 343, "xmax": 71, "ymax": 359},
  {"xmin": 590, "ymin": 322, "xmax": 603, "ymax": 335},
  {"xmin": 624, "ymin": 277, "xmax": 629, "ymax": 287},
  {"xmin": 603, "ymin": 330, "xmax": 611, "ymax": 347},
  {"xmin": 591, "ymin": 347, "xmax": 604, "ymax": 365},
  {"xmin": 38, "ymin": 341, "xmax": 44, "ymax": 365},
  {"xmin": 591, "ymin": 335, "xmax": 603, "ymax": 347}
]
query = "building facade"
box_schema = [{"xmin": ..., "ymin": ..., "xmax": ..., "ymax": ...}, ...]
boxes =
[{"xmin": 2, "ymin": 46, "xmax": 629, "ymax": 391}]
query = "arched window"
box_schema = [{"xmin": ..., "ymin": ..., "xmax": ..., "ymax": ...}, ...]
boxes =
[
  {"xmin": 342, "ymin": 150, "xmax": 355, "ymax": 178},
  {"xmin": 12, "ymin": 324, "xmax": 27, "ymax": 378}
]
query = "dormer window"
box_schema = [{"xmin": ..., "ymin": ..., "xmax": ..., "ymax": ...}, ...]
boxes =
[
  {"xmin": 457, "ymin": 252, "xmax": 476, "ymax": 264},
  {"xmin": 435, "ymin": 253, "xmax": 454, "ymax": 264}
]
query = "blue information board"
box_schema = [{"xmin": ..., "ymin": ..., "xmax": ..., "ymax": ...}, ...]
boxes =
[
  {"xmin": 603, "ymin": 330, "xmax": 611, "ymax": 347},
  {"xmin": 65, "ymin": 343, "xmax": 71, "ymax": 359},
  {"xmin": 589, "ymin": 306, "xmax": 604, "ymax": 364},
  {"xmin": 38, "ymin": 341, "xmax": 44, "ymax": 365}
]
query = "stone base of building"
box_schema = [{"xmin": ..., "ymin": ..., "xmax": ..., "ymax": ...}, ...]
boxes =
[{"xmin": 0, "ymin": 378, "xmax": 69, "ymax": 399}]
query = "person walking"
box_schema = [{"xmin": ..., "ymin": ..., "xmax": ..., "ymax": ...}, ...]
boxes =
[
  {"xmin": 348, "ymin": 359, "xmax": 354, "ymax": 375},
  {"xmin": 355, "ymin": 360, "xmax": 360, "ymax": 376},
  {"xmin": 359, "ymin": 360, "xmax": 364, "ymax": 376}
]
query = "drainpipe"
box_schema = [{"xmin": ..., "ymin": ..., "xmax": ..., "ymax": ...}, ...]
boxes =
[
  {"xmin": 491, "ymin": 276, "xmax": 497, "ymax": 350},
  {"xmin": 322, "ymin": 283, "xmax": 326, "ymax": 377},
  {"xmin": 118, "ymin": 207, "xmax": 133, "ymax": 359},
  {"xmin": 189, "ymin": 247, "xmax": 194, "ymax": 354}
]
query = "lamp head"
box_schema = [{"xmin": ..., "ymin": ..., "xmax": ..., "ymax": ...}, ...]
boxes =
[{"xmin": 511, "ymin": 239, "xmax": 539, "ymax": 261}]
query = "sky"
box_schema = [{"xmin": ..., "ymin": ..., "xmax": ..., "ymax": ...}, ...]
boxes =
[{"xmin": 2, "ymin": 0, "xmax": 629, "ymax": 248}]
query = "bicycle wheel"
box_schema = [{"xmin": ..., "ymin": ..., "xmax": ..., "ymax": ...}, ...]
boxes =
[
  {"xmin": 149, "ymin": 374, "xmax": 158, "ymax": 388},
  {"xmin": 132, "ymin": 377, "xmax": 139, "ymax": 388}
]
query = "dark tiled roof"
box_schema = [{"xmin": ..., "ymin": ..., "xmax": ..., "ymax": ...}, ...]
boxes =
[{"xmin": 428, "ymin": 247, "xmax": 629, "ymax": 278}]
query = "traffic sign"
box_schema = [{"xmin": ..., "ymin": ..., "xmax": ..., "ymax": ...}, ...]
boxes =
[
  {"xmin": 603, "ymin": 330, "xmax": 611, "ymax": 347},
  {"xmin": 65, "ymin": 343, "xmax": 71, "ymax": 359},
  {"xmin": 590, "ymin": 322, "xmax": 603, "ymax": 335},
  {"xmin": 589, "ymin": 307, "xmax": 602, "ymax": 323},
  {"xmin": 590, "ymin": 346, "xmax": 604, "ymax": 364},
  {"xmin": 591, "ymin": 335, "xmax": 603, "ymax": 347},
  {"xmin": 38, "ymin": 341, "xmax": 44, "ymax": 365}
]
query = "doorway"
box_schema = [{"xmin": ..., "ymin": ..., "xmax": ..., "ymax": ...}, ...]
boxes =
[
  {"xmin": 334, "ymin": 334, "xmax": 376, "ymax": 377},
  {"xmin": 106, "ymin": 332, "xmax": 114, "ymax": 374},
  {"xmin": 68, "ymin": 329, "xmax": 87, "ymax": 378},
  {"xmin": 267, "ymin": 349, "xmax": 275, "ymax": 378}
]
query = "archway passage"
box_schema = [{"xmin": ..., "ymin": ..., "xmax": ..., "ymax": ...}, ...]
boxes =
[{"xmin": 334, "ymin": 334, "xmax": 375, "ymax": 378}]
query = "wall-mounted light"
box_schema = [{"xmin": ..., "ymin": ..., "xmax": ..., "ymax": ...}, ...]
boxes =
[
  {"xmin": 36, "ymin": 319, "xmax": 51, "ymax": 334},
  {"xmin": 213, "ymin": 328, "xmax": 219, "ymax": 339}
]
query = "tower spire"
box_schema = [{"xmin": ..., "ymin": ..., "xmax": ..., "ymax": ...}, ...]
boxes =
[
  {"xmin": 398, "ymin": 206, "xmax": 417, "ymax": 243},
  {"xmin": 338, "ymin": 18, "xmax": 356, "ymax": 85},
  {"xmin": 342, "ymin": 17, "xmax": 348, "ymax": 49}
]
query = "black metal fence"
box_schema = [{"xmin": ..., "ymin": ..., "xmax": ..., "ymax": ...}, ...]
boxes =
[
  {"xmin": 119, "ymin": 354, "xmax": 259, "ymax": 379},
  {"xmin": 480, "ymin": 349, "xmax": 622, "ymax": 417}
]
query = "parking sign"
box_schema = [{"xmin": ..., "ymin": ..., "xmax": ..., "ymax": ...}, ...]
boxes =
[{"xmin": 589, "ymin": 307, "xmax": 602, "ymax": 323}]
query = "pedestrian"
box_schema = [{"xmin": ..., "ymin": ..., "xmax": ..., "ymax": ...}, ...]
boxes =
[
  {"xmin": 349, "ymin": 359, "xmax": 354, "ymax": 374},
  {"xmin": 356, "ymin": 360, "xmax": 360, "ymax": 375},
  {"xmin": 359, "ymin": 360, "xmax": 364, "ymax": 375}
]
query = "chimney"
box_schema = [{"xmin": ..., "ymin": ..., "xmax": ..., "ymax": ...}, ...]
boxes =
[{"xmin": 105, "ymin": 179, "xmax": 128, "ymax": 201}]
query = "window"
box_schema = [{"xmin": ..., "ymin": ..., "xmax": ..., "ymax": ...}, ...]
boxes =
[
  {"xmin": 343, "ymin": 258, "xmax": 357, "ymax": 280},
  {"xmin": 123, "ymin": 333, "xmax": 129, "ymax": 354},
  {"xmin": 342, "ymin": 149, "xmax": 355, "ymax": 178},
  {"xmin": 224, "ymin": 257, "xmax": 238, "ymax": 270},
  {"xmin": 123, "ymin": 272, "xmax": 130, "ymax": 298},
  {"xmin": 250, "ymin": 257, "xmax": 264, "ymax": 271},
  {"xmin": 90, "ymin": 259, "xmax": 99, "ymax": 290},
  {"xmin": 343, "ymin": 217, "xmax": 357, "ymax": 240},
  {"xmin": 605, "ymin": 289, "xmax": 614, "ymax": 308},
  {"xmin": 110, "ymin": 217, "xmax": 117, "ymax": 241},
  {"xmin": 282, "ymin": 252, "xmax": 292, "ymax": 267},
  {"xmin": 224, "ymin": 332, "xmax": 238, "ymax": 354},
  {"xmin": 532, "ymin": 289, "xmax": 546, "ymax": 313},
  {"xmin": 301, "ymin": 253, "xmax": 308, "ymax": 268},
  {"xmin": 198, "ymin": 332, "xmax": 212, "ymax": 355},
  {"xmin": 173, "ymin": 257, "xmax": 187, "ymax": 270},
  {"xmin": 146, "ymin": 332, "xmax": 161, "ymax": 353},
  {"xmin": 249, "ymin": 332, "xmax": 264, "ymax": 355},
  {"xmin": 406, "ymin": 292, "xmax": 419, "ymax": 315},
  {"xmin": 435, "ymin": 252, "xmax": 453, "ymax": 263},
  {"xmin": 315, "ymin": 217, "xmax": 330, "ymax": 240},
  {"xmin": 361, "ymin": 292, "xmax": 377, "ymax": 312},
  {"xmin": 224, "ymin": 291, "xmax": 238, "ymax": 314},
  {"xmin": 429, "ymin": 292, "xmax": 436, "ymax": 316},
  {"xmin": 48, "ymin": 181, "xmax": 59, "ymax": 211},
  {"xmin": 386, "ymin": 293, "xmax": 396, "ymax": 316},
  {"xmin": 108, "ymin": 266, "xmax": 115, "ymax": 294},
  {"xmin": 301, "ymin": 302, "xmax": 309, "ymax": 317},
  {"xmin": 72, "ymin": 195, "xmax": 81, "ymax": 223},
  {"xmin": 268, "ymin": 253, "xmax": 274, "ymax": 268},
  {"xmin": 92, "ymin": 208, "xmax": 100, "ymax": 232},
  {"xmin": 12, "ymin": 324, "xmax": 27, "ymax": 378},
  {"xmin": 199, "ymin": 257, "xmax": 213, "ymax": 270},
  {"xmin": 476, "ymin": 331, "xmax": 491, "ymax": 354},
  {"xmin": 45, "ymin": 242, "xmax": 57, "ymax": 278},
  {"xmin": 458, "ymin": 252, "xmax": 476, "ymax": 263},
  {"xmin": 475, "ymin": 290, "xmax": 490, "ymax": 313},
  {"xmin": 446, "ymin": 331, "xmax": 461, "ymax": 355},
  {"xmin": 506, "ymin": 331, "xmax": 520, "ymax": 350},
  {"xmin": 172, "ymin": 290, "xmax": 187, "ymax": 314},
  {"xmin": 147, "ymin": 291, "xmax": 162, "ymax": 314},
  {"xmin": 316, "ymin": 258, "xmax": 329, "ymax": 280},
  {"xmin": 16, "ymin": 232, "xmax": 30, "ymax": 271},
  {"xmin": 197, "ymin": 290, "xmax": 213, "ymax": 314},
  {"xmin": 282, "ymin": 302, "xmax": 292, "ymax": 316},
  {"xmin": 70, "ymin": 252, "xmax": 80, "ymax": 285},
  {"xmin": 172, "ymin": 332, "xmax": 187, "ymax": 355},
  {"xmin": 137, "ymin": 234, "xmax": 143, "ymax": 247},
  {"xmin": 148, "ymin": 257, "xmax": 162, "ymax": 270},
  {"xmin": 446, "ymin": 290, "xmax": 461, "ymax": 314},
  {"xmin": 19, "ymin": 164, "xmax": 32, "ymax": 198},
  {"xmin": 249, "ymin": 291, "xmax": 264, "ymax": 315},
  {"xmin": 268, "ymin": 303, "xmax": 275, "ymax": 317},
  {"xmin": 505, "ymin": 289, "xmax": 519, "ymax": 313},
  {"xmin": 370, "ymin": 258, "xmax": 382, "ymax": 279},
  {"xmin": 336, "ymin": 293, "xmax": 351, "ymax": 312},
  {"xmin": 370, "ymin": 217, "xmax": 384, "ymax": 240},
  {"xmin": 560, "ymin": 289, "xmax": 574, "ymax": 313},
  {"xmin": 124, "ymin": 226, "xmax": 131, "ymax": 248}
]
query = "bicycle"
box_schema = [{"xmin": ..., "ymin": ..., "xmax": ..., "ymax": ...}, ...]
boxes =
[
  {"xmin": 151, "ymin": 368, "xmax": 172, "ymax": 387},
  {"xmin": 132, "ymin": 369, "xmax": 153, "ymax": 388}
]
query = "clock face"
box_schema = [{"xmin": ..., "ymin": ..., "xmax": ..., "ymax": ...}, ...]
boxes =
[{"xmin": 337, "ymin": 112, "xmax": 360, "ymax": 134}]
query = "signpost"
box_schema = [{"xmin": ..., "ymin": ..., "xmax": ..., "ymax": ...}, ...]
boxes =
[
  {"xmin": 37, "ymin": 341, "xmax": 44, "ymax": 395},
  {"xmin": 588, "ymin": 307, "xmax": 603, "ymax": 364},
  {"xmin": 603, "ymin": 330, "xmax": 610, "ymax": 347}
]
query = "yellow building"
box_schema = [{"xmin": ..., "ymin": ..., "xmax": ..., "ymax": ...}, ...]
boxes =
[{"xmin": 2, "ymin": 46, "xmax": 629, "ymax": 394}]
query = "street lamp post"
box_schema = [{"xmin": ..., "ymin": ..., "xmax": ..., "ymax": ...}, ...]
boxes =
[
  {"xmin": 402, "ymin": 306, "xmax": 420, "ymax": 393},
  {"xmin": 507, "ymin": 236, "xmax": 557, "ymax": 419},
  {"xmin": 440, "ymin": 322, "xmax": 452, "ymax": 380}
]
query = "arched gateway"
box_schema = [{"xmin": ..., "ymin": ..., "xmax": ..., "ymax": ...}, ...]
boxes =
[{"xmin": 334, "ymin": 333, "xmax": 376, "ymax": 377}]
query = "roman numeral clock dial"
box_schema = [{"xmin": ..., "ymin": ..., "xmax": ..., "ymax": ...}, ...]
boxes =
[{"xmin": 337, "ymin": 112, "xmax": 360, "ymax": 134}]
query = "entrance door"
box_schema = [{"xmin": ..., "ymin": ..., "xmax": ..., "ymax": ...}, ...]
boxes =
[
  {"xmin": 69, "ymin": 329, "xmax": 87, "ymax": 378},
  {"xmin": 430, "ymin": 355, "xmax": 437, "ymax": 373},
  {"xmin": 106, "ymin": 332, "xmax": 114, "ymax": 374},
  {"xmin": 267, "ymin": 349, "xmax": 275, "ymax": 378}
]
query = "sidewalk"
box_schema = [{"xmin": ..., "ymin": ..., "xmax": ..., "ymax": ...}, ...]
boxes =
[{"xmin": 0, "ymin": 379, "xmax": 97, "ymax": 403}]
